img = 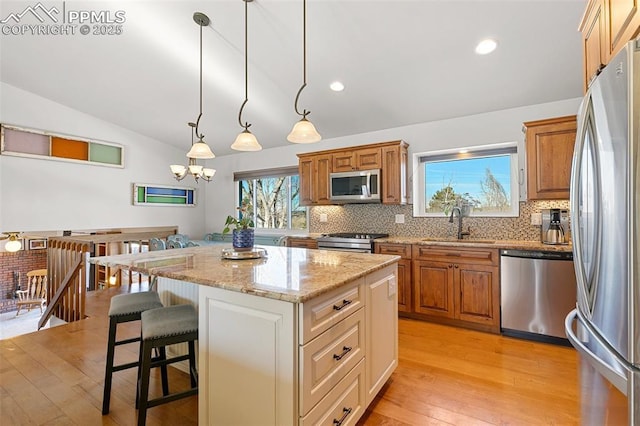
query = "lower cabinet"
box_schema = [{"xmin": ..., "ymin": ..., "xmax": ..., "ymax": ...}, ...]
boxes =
[
  {"xmin": 412, "ymin": 245, "xmax": 500, "ymax": 333},
  {"xmin": 287, "ymin": 237, "xmax": 318, "ymax": 249},
  {"xmin": 198, "ymin": 264, "xmax": 398, "ymax": 425},
  {"xmin": 375, "ymin": 243, "xmax": 412, "ymax": 314},
  {"xmin": 413, "ymin": 260, "xmax": 455, "ymax": 318}
]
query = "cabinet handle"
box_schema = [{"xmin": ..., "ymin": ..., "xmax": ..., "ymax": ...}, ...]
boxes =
[
  {"xmin": 333, "ymin": 346, "xmax": 352, "ymax": 361},
  {"xmin": 448, "ymin": 264, "xmax": 453, "ymax": 268},
  {"xmin": 454, "ymin": 264, "xmax": 459, "ymax": 269},
  {"xmin": 333, "ymin": 407, "xmax": 353, "ymax": 426},
  {"xmin": 333, "ymin": 299, "xmax": 352, "ymax": 311}
]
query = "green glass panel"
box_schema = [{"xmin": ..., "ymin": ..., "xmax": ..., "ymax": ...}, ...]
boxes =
[
  {"xmin": 137, "ymin": 186, "xmax": 145, "ymax": 203},
  {"xmin": 146, "ymin": 196, "xmax": 186, "ymax": 204},
  {"xmin": 89, "ymin": 143, "xmax": 122, "ymax": 165}
]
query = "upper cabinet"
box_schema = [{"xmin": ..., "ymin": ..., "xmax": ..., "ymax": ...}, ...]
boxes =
[
  {"xmin": 580, "ymin": 0, "xmax": 640, "ymax": 91},
  {"xmin": 298, "ymin": 153, "xmax": 332, "ymax": 206},
  {"xmin": 332, "ymin": 147, "xmax": 382, "ymax": 172},
  {"xmin": 524, "ymin": 115, "xmax": 577, "ymax": 200},
  {"xmin": 297, "ymin": 140, "xmax": 409, "ymax": 206}
]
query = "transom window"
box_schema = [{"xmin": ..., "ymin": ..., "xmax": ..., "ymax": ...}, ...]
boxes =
[
  {"xmin": 234, "ymin": 167, "xmax": 308, "ymax": 231},
  {"xmin": 413, "ymin": 143, "xmax": 520, "ymax": 217}
]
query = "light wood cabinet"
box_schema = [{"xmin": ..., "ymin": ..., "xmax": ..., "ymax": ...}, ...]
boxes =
[
  {"xmin": 608, "ymin": 0, "xmax": 640, "ymax": 60},
  {"xmin": 375, "ymin": 243, "xmax": 412, "ymax": 313},
  {"xmin": 581, "ymin": 0, "xmax": 607, "ymax": 91},
  {"xmin": 411, "ymin": 245, "xmax": 500, "ymax": 334},
  {"xmin": 381, "ymin": 144, "xmax": 409, "ymax": 204},
  {"xmin": 332, "ymin": 147, "xmax": 382, "ymax": 172},
  {"xmin": 287, "ymin": 237, "xmax": 318, "ymax": 249},
  {"xmin": 297, "ymin": 140, "xmax": 409, "ymax": 206},
  {"xmin": 413, "ymin": 259, "xmax": 455, "ymax": 318},
  {"xmin": 580, "ymin": 0, "xmax": 640, "ymax": 90},
  {"xmin": 524, "ymin": 115, "xmax": 577, "ymax": 200},
  {"xmin": 299, "ymin": 153, "xmax": 332, "ymax": 206}
]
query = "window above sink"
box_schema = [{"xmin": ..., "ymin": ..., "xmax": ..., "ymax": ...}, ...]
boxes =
[{"xmin": 412, "ymin": 142, "xmax": 520, "ymax": 218}]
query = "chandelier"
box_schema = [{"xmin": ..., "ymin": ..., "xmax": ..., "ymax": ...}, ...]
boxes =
[{"xmin": 170, "ymin": 12, "xmax": 216, "ymax": 183}]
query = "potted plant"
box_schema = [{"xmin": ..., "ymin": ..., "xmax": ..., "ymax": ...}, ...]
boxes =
[{"xmin": 222, "ymin": 204, "xmax": 255, "ymax": 251}]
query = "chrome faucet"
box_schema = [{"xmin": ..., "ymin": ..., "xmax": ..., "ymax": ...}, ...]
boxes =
[{"xmin": 449, "ymin": 206, "xmax": 470, "ymax": 240}]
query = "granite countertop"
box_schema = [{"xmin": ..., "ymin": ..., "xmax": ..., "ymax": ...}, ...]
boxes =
[
  {"xmin": 375, "ymin": 236, "xmax": 573, "ymax": 252},
  {"xmin": 90, "ymin": 245, "xmax": 399, "ymax": 303}
]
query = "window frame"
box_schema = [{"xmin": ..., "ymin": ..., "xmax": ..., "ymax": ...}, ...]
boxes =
[
  {"xmin": 412, "ymin": 142, "xmax": 520, "ymax": 218},
  {"xmin": 234, "ymin": 167, "xmax": 309, "ymax": 234}
]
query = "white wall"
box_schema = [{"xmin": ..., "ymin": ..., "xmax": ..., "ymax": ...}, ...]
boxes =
[
  {"xmin": 0, "ymin": 81, "xmax": 582, "ymax": 240},
  {"xmin": 0, "ymin": 82, "xmax": 207, "ymax": 238},
  {"xmin": 205, "ymin": 97, "xmax": 582, "ymax": 232}
]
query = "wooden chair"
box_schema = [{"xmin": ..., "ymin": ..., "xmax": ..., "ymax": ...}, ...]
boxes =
[{"xmin": 16, "ymin": 269, "xmax": 48, "ymax": 316}]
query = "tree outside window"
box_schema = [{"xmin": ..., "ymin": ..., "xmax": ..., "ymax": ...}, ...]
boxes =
[
  {"xmin": 239, "ymin": 175, "xmax": 307, "ymax": 231},
  {"xmin": 415, "ymin": 145, "xmax": 520, "ymax": 217}
]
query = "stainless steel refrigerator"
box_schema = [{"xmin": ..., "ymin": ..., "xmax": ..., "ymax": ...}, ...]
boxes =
[{"xmin": 564, "ymin": 38, "xmax": 639, "ymax": 424}]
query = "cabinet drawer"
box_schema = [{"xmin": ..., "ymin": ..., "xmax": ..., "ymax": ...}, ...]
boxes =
[
  {"xmin": 288, "ymin": 237, "xmax": 318, "ymax": 249},
  {"xmin": 299, "ymin": 308, "xmax": 365, "ymax": 415},
  {"xmin": 375, "ymin": 243, "xmax": 411, "ymax": 259},
  {"xmin": 412, "ymin": 245, "xmax": 498, "ymax": 266},
  {"xmin": 300, "ymin": 278, "xmax": 364, "ymax": 343},
  {"xmin": 300, "ymin": 359, "xmax": 365, "ymax": 426}
]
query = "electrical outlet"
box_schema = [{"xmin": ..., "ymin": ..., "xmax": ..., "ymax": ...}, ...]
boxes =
[
  {"xmin": 319, "ymin": 213, "xmax": 328, "ymax": 223},
  {"xmin": 531, "ymin": 212, "xmax": 542, "ymax": 226},
  {"xmin": 395, "ymin": 214, "xmax": 405, "ymax": 224}
]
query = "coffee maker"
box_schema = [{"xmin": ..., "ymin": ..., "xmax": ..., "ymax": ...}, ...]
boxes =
[{"xmin": 541, "ymin": 208, "xmax": 570, "ymax": 244}]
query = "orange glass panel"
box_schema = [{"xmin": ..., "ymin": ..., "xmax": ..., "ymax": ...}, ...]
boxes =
[{"xmin": 51, "ymin": 137, "xmax": 88, "ymax": 160}]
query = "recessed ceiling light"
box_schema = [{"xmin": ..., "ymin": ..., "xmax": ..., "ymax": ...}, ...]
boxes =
[
  {"xmin": 459, "ymin": 149, "xmax": 469, "ymax": 154},
  {"xmin": 475, "ymin": 39, "xmax": 497, "ymax": 55},
  {"xmin": 330, "ymin": 81, "xmax": 344, "ymax": 92}
]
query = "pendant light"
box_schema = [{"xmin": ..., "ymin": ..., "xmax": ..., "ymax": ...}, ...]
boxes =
[
  {"xmin": 287, "ymin": 0, "xmax": 321, "ymax": 144},
  {"xmin": 231, "ymin": 0, "xmax": 262, "ymax": 151},
  {"xmin": 187, "ymin": 12, "xmax": 215, "ymax": 159},
  {"xmin": 171, "ymin": 122, "xmax": 216, "ymax": 182},
  {"xmin": 0, "ymin": 232, "xmax": 22, "ymax": 252}
]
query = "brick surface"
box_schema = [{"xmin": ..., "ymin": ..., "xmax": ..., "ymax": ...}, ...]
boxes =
[{"xmin": 0, "ymin": 250, "xmax": 47, "ymax": 312}]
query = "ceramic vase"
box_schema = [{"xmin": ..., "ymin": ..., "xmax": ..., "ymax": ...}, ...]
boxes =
[{"xmin": 232, "ymin": 229, "xmax": 254, "ymax": 251}]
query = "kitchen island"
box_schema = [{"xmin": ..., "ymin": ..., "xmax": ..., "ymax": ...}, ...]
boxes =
[{"xmin": 91, "ymin": 245, "xmax": 400, "ymax": 425}]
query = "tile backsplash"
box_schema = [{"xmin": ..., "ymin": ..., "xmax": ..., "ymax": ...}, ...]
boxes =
[{"xmin": 309, "ymin": 200, "xmax": 570, "ymax": 241}]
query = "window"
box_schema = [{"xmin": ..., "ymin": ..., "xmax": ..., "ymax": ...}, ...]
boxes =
[
  {"xmin": 413, "ymin": 143, "xmax": 519, "ymax": 217},
  {"xmin": 1, "ymin": 124, "xmax": 124, "ymax": 167},
  {"xmin": 234, "ymin": 167, "xmax": 307, "ymax": 231}
]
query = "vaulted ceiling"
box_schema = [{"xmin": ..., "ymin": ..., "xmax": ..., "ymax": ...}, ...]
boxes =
[{"xmin": 0, "ymin": 1, "xmax": 585, "ymax": 156}]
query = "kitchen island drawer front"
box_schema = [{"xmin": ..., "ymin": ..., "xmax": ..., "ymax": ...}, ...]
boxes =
[
  {"xmin": 300, "ymin": 308, "xmax": 365, "ymax": 415},
  {"xmin": 375, "ymin": 243, "xmax": 411, "ymax": 259},
  {"xmin": 300, "ymin": 278, "xmax": 364, "ymax": 343},
  {"xmin": 412, "ymin": 245, "xmax": 498, "ymax": 265},
  {"xmin": 300, "ymin": 359, "xmax": 365, "ymax": 426}
]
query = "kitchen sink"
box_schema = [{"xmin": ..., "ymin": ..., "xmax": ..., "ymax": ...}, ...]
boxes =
[{"xmin": 421, "ymin": 238, "xmax": 496, "ymax": 244}]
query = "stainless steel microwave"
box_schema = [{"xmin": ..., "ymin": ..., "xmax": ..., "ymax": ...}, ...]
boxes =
[{"xmin": 329, "ymin": 169, "xmax": 381, "ymax": 203}]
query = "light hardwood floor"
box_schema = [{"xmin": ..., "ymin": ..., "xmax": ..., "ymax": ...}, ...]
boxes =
[{"xmin": 0, "ymin": 285, "xmax": 624, "ymax": 425}]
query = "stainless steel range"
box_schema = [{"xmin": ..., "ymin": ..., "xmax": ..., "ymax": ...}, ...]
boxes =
[{"xmin": 316, "ymin": 233, "xmax": 388, "ymax": 253}]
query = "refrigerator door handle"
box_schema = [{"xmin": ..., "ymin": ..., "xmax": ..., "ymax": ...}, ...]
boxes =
[{"xmin": 565, "ymin": 309, "xmax": 629, "ymax": 394}]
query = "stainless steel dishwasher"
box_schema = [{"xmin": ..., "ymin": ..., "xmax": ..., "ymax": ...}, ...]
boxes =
[{"xmin": 500, "ymin": 249, "xmax": 576, "ymax": 345}]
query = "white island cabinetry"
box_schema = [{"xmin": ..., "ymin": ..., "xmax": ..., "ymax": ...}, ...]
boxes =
[
  {"xmin": 198, "ymin": 264, "xmax": 397, "ymax": 425},
  {"xmin": 90, "ymin": 245, "xmax": 399, "ymax": 426}
]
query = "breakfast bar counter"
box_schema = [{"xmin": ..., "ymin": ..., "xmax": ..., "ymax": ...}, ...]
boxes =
[{"xmin": 91, "ymin": 245, "xmax": 400, "ymax": 425}]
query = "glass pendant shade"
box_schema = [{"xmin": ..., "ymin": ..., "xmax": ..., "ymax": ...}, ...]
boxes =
[
  {"xmin": 287, "ymin": 117, "xmax": 321, "ymax": 143},
  {"xmin": 170, "ymin": 164, "xmax": 187, "ymax": 179},
  {"xmin": 188, "ymin": 164, "xmax": 204, "ymax": 176},
  {"xmin": 5, "ymin": 238, "xmax": 21, "ymax": 252},
  {"xmin": 231, "ymin": 130, "xmax": 262, "ymax": 151},
  {"xmin": 186, "ymin": 139, "xmax": 215, "ymax": 159},
  {"xmin": 202, "ymin": 168, "xmax": 216, "ymax": 179}
]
